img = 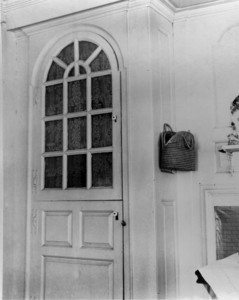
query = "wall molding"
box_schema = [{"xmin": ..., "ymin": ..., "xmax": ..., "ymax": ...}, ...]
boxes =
[
  {"xmin": 0, "ymin": 1, "xmax": 6, "ymax": 23},
  {"xmin": 211, "ymin": 25, "xmax": 239, "ymax": 129},
  {"xmin": 5, "ymin": 0, "xmax": 46, "ymax": 12},
  {"xmin": 4, "ymin": 0, "xmax": 239, "ymax": 30},
  {"xmin": 214, "ymin": 141, "xmax": 231, "ymax": 174},
  {"xmin": 6, "ymin": 0, "xmax": 128, "ymax": 31},
  {"xmin": 8, "ymin": 0, "xmax": 175, "ymax": 34},
  {"xmin": 127, "ymin": 0, "xmax": 174, "ymax": 22},
  {"xmin": 13, "ymin": 1, "xmax": 129, "ymax": 34},
  {"xmin": 201, "ymin": 185, "xmax": 239, "ymax": 264},
  {"xmin": 162, "ymin": 199, "xmax": 178, "ymax": 299},
  {"xmin": 157, "ymin": 28, "xmax": 175, "ymax": 128},
  {"xmin": 174, "ymin": 0, "xmax": 239, "ymax": 22},
  {"xmin": 0, "ymin": 15, "xmax": 4, "ymax": 298}
]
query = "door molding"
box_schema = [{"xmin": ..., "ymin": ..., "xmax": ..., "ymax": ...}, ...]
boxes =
[
  {"xmin": 26, "ymin": 24, "xmax": 130, "ymax": 299},
  {"xmin": 201, "ymin": 185, "xmax": 239, "ymax": 264}
]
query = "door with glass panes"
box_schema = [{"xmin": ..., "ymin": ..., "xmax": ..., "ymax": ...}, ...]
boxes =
[{"xmin": 28, "ymin": 38, "xmax": 123, "ymax": 299}]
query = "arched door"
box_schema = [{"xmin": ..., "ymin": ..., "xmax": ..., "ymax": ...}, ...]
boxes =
[{"xmin": 28, "ymin": 37, "xmax": 123, "ymax": 299}]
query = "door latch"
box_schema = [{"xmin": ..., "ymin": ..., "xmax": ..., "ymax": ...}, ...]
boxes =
[
  {"xmin": 113, "ymin": 211, "xmax": 119, "ymax": 220},
  {"xmin": 112, "ymin": 115, "xmax": 117, "ymax": 123},
  {"xmin": 121, "ymin": 220, "xmax": 127, "ymax": 227}
]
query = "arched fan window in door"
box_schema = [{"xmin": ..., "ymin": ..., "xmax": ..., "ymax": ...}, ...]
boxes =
[{"xmin": 43, "ymin": 41, "xmax": 114, "ymax": 190}]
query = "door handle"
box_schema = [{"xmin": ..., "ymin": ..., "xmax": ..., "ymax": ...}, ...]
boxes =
[{"xmin": 113, "ymin": 211, "xmax": 119, "ymax": 220}]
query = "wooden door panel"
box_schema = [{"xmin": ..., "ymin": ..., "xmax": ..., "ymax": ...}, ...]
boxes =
[
  {"xmin": 80, "ymin": 210, "xmax": 114, "ymax": 249},
  {"xmin": 42, "ymin": 210, "xmax": 73, "ymax": 247},
  {"xmin": 29, "ymin": 201, "xmax": 123, "ymax": 300},
  {"xmin": 28, "ymin": 38, "xmax": 123, "ymax": 300},
  {"xmin": 43, "ymin": 256, "xmax": 113, "ymax": 300}
]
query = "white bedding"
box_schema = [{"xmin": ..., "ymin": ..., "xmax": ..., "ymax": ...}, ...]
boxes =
[{"xmin": 198, "ymin": 253, "xmax": 239, "ymax": 300}]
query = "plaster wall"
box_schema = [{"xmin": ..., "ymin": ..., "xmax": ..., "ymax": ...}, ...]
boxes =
[
  {"xmin": 4, "ymin": 1, "xmax": 239, "ymax": 299},
  {"xmin": 3, "ymin": 27, "xmax": 29, "ymax": 299},
  {"xmin": 127, "ymin": 6, "xmax": 158, "ymax": 299},
  {"xmin": 5, "ymin": 0, "xmax": 124, "ymax": 30},
  {"xmin": 173, "ymin": 7, "xmax": 239, "ymax": 299},
  {"xmin": 0, "ymin": 2, "xmax": 4, "ymax": 296},
  {"xmin": 2, "ymin": 3, "xmax": 159, "ymax": 299},
  {"xmin": 150, "ymin": 9, "xmax": 178, "ymax": 300}
]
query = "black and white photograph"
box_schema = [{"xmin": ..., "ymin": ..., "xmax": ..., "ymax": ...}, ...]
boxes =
[{"xmin": 1, "ymin": 0, "xmax": 239, "ymax": 299}]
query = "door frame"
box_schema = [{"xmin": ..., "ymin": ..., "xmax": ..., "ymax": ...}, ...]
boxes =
[
  {"xmin": 0, "ymin": 21, "xmax": 4, "ymax": 299},
  {"xmin": 25, "ymin": 24, "xmax": 130, "ymax": 300}
]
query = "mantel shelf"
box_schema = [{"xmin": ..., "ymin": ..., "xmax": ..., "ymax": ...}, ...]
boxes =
[
  {"xmin": 218, "ymin": 144, "xmax": 239, "ymax": 175},
  {"xmin": 219, "ymin": 144, "xmax": 239, "ymax": 154}
]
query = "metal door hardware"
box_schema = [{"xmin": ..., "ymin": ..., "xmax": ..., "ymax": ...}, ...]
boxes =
[
  {"xmin": 112, "ymin": 115, "xmax": 117, "ymax": 122},
  {"xmin": 121, "ymin": 220, "xmax": 126, "ymax": 227},
  {"xmin": 113, "ymin": 211, "xmax": 119, "ymax": 220}
]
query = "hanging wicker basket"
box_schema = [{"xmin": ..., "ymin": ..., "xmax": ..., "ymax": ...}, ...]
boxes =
[{"xmin": 159, "ymin": 123, "xmax": 196, "ymax": 173}]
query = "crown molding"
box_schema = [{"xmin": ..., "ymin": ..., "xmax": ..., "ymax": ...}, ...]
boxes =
[
  {"xmin": 13, "ymin": 0, "xmax": 174, "ymax": 35},
  {"xmin": 174, "ymin": 0, "xmax": 239, "ymax": 22},
  {"xmin": 150, "ymin": 0, "xmax": 174, "ymax": 23},
  {"xmin": 0, "ymin": 1, "xmax": 6, "ymax": 24},
  {"xmin": 5, "ymin": 0, "xmax": 46, "ymax": 11},
  {"xmin": 127, "ymin": 0, "xmax": 174, "ymax": 22},
  {"xmin": 6, "ymin": 0, "xmax": 130, "ymax": 31},
  {"xmin": 19, "ymin": 1, "xmax": 129, "ymax": 35},
  {"xmin": 4, "ymin": 0, "xmax": 174, "ymax": 31},
  {"xmin": 5, "ymin": 0, "xmax": 239, "ymax": 31}
]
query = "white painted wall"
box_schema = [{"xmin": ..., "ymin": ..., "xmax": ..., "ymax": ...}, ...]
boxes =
[
  {"xmin": 3, "ymin": 0, "xmax": 239, "ymax": 299},
  {"xmin": 173, "ymin": 5, "xmax": 239, "ymax": 299},
  {"xmin": 2, "ymin": 2, "xmax": 159, "ymax": 299},
  {"xmin": 5, "ymin": 0, "xmax": 124, "ymax": 30},
  {"xmin": 127, "ymin": 6, "xmax": 158, "ymax": 299},
  {"xmin": 2, "ymin": 28, "xmax": 29, "ymax": 299},
  {"xmin": 0, "ymin": 1, "xmax": 4, "ymax": 297},
  {"xmin": 150, "ymin": 9, "xmax": 178, "ymax": 300}
]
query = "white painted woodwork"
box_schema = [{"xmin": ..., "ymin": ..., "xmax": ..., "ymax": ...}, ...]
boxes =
[
  {"xmin": 203, "ymin": 187, "xmax": 239, "ymax": 263},
  {"xmin": 42, "ymin": 210, "xmax": 73, "ymax": 247},
  {"xmin": 150, "ymin": 7, "xmax": 177, "ymax": 299},
  {"xmin": 29, "ymin": 201, "xmax": 123, "ymax": 300},
  {"xmin": 0, "ymin": 12, "xmax": 4, "ymax": 298},
  {"xmin": 173, "ymin": 10, "xmax": 239, "ymax": 299},
  {"xmin": 5, "ymin": 0, "xmax": 124, "ymax": 30},
  {"xmin": 43, "ymin": 257, "xmax": 113, "ymax": 300},
  {"xmin": 168, "ymin": 0, "xmax": 228, "ymax": 9},
  {"xmin": 214, "ymin": 141, "xmax": 238, "ymax": 174},
  {"xmin": 27, "ymin": 30, "xmax": 124, "ymax": 300},
  {"xmin": 212, "ymin": 26, "xmax": 239, "ymax": 128},
  {"xmin": 30, "ymin": 33, "xmax": 122, "ymax": 201},
  {"xmin": 5, "ymin": 1, "xmax": 239, "ymax": 300},
  {"xmin": 162, "ymin": 200, "xmax": 177, "ymax": 299}
]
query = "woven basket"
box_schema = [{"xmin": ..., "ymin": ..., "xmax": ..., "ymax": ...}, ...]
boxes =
[{"xmin": 159, "ymin": 124, "xmax": 196, "ymax": 172}]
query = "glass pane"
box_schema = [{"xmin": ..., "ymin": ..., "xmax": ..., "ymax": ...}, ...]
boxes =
[
  {"xmin": 45, "ymin": 84, "xmax": 63, "ymax": 116},
  {"xmin": 78, "ymin": 41, "xmax": 97, "ymax": 61},
  {"xmin": 91, "ymin": 75, "xmax": 112, "ymax": 109},
  {"xmin": 90, "ymin": 50, "xmax": 111, "ymax": 72},
  {"xmin": 92, "ymin": 114, "xmax": 112, "ymax": 148},
  {"xmin": 68, "ymin": 80, "xmax": 86, "ymax": 113},
  {"xmin": 45, "ymin": 120, "xmax": 63, "ymax": 152},
  {"xmin": 57, "ymin": 43, "xmax": 74, "ymax": 65},
  {"xmin": 45, "ymin": 156, "xmax": 62, "ymax": 188},
  {"xmin": 68, "ymin": 67, "xmax": 75, "ymax": 77},
  {"xmin": 215, "ymin": 206, "xmax": 239, "ymax": 260},
  {"xmin": 92, "ymin": 153, "xmax": 112, "ymax": 187},
  {"xmin": 68, "ymin": 117, "xmax": 87, "ymax": 150},
  {"xmin": 47, "ymin": 61, "xmax": 65, "ymax": 81},
  {"xmin": 80, "ymin": 66, "xmax": 86, "ymax": 74},
  {"xmin": 67, "ymin": 155, "xmax": 87, "ymax": 188}
]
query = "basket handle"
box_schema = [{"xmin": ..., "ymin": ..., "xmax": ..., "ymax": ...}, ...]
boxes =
[
  {"xmin": 163, "ymin": 123, "xmax": 173, "ymax": 132},
  {"xmin": 163, "ymin": 124, "xmax": 174, "ymax": 146},
  {"xmin": 182, "ymin": 134, "xmax": 195, "ymax": 150}
]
